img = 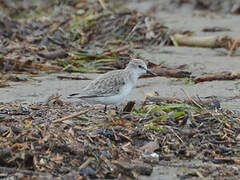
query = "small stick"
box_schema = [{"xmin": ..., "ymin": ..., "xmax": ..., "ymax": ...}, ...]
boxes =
[
  {"xmin": 181, "ymin": 89, "xmax": 203, "ymax": 109},
  {"xmin": 79, "ymin": 157, "xmax": 94, "ymax": 169},
  {"xmin": 105, "ymin": 112, "xmax": 116, "ymax": 123},
  {"xmin": 118, "ymin": 132, "xmax": 132, "ymax": 142},
  {"xmin": 125, "ymin": 22, "xmax": 140, "ymax": 41},
  {"xmin": 168, "ymin": 127, "xmax": 184, "ymax": 144},
  {"xmin": 57, "ymin": 75, "xmax": 90, "ymax": 80},
  {"xmin": 228, "ymin": 38, "xmax": 240, "ymax": 56},
  {"xmin": 98, "ymin": 0, "xmax": 107, "ymax": 9},
  {"xmin": 0, "ymin": 166, "xmax": 50, "ymax": 177},
  {"xmin": 53, "ymin": 107, "xmax": 94, "ymax": 123},
  {"xmin": 77, "ymin": 29, "xmax": 87, "ymax": 45},
  {"xmin": 195, "ymin": 170, "xmax": 204, "ymax": 178},
  {"xmin": 111, "ymin": 127, "xmax": 118, "ymax": 141}
]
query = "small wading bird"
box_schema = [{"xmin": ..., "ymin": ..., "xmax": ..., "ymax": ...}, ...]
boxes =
[{"xmin": 68, "ymin": 59, "xmax": 155, "ymax": 112}]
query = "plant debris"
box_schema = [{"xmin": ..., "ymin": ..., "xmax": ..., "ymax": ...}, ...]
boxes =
[
  {"xmin": 1, "ymin": 0, "xmax": 240, "ymax": 179},
  {"xmin": 172, "ymin": 34, "xmax": 233, "ymax": 49},
  {"xmin": 0, "ymin": 95, "xmax": 240, "ymax": 179},
  {"xmin": 171, "ymin": 0, "xmax": 240, "ymax": 14},
  {"xmin": 0, "ymin": 0, "xmax": 171, "ymax": 78},
  {"xmin": 194, "ymin": 71, "xmax": 240, "ymax": 83},
  {"xmin": 141, "ymin": 65, "xmax": 192, "ymax": 79},
  {"xmin": 57, "ymin": 75, "xmax": 91, "ymax": 81},
  {"xmin": 202, "ymin": 26, "xmax": 231, "ymax": 32}
]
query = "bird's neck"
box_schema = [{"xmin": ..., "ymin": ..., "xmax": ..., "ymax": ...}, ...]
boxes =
[{"xmin": 124, "ymin": 68, "xmax": 140, "ymax": 85}]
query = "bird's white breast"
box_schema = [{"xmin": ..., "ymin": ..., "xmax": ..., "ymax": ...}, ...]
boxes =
[{"xmin": 94, "ymin": 83, "xmax": 133, "ymax": 105}]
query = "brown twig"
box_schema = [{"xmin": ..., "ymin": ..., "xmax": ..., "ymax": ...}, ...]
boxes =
[
  {"xmin": 79, "ymin": 157, "xmax": 94, "ymax": 169},
  {"xmin": 98, "ymin": 0, "xmax": 107, "ymax": 9},
  {"xmin": 0, "ymin": 166, "xmax": 51, "ymax": 177},
  {"xmin": 140, "ymin": 66, "xmax": 191, "ymax": 78},
  {"xmin": 181, "ymin": 89, "xmax": 203, "ymax": 109},
  {"xmin": 168, "ymin": 127, "xmax": 184, "ymax": 144},
  {"xmin": 57, "ymin": 75, "xmax": 91, "ymax": 80},
  {"xmin": 194, "ymin": 72, "xmax": 240, "ymax": 83},
  {"xmin": 0, "ymin": 57, "xmax": 62, "ymax": 71},
  {"xmin": 228, "ymin": 38, "xmax": 240, "ymax": 56},
  {"xmin": 53, "ymin": 107, "xmax": 94, "ymax": 123}
]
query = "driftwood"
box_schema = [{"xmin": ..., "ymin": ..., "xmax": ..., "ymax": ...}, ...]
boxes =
[
  {"xmin": 202, "ymin": 27, "xmax": 231, "ymax": 32},
  {"xmin": 0, "ymin": 166, "xmax": 51, "ymax": 177},
  {"xmin": 194, "ymin": 72, "xmax": 240, "ymax": 83},
  {"xmin": 57, "ymin": 75, "xmax": 91, "ymax": 80},
  {"xmin": 0, "ymin": 57, "xmax": 62, "ymax": 71},
  {"xmin": 37, "ymin": 50, "xmax": 68, "ymax": 60},
  {"xmin": 141, "ymin": 66, "xmax": 191, "ymax": 78},
  {"xmin": 173, "ymin": 33, "xmax": 233, "ymax": 49},
  {"xmin": 146, "ymin": 96, "xmax": 220, "ymax": 109}
]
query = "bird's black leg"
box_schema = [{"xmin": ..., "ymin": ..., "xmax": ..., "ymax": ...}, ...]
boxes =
[
  {"xmin": 115, "ymin": 106, "xmax": 119, "ymax": 115},
  {"xmin": 104, "ymin": 105, "xmax": 107, "ymax": 113}
]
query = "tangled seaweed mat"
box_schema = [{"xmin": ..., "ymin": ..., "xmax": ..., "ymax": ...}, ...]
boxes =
[{"xmin": 0, "ymin": 96, "xmax": 240, "ymax": 179}]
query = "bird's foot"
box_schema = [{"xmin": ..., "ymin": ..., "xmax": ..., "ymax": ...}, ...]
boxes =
[{"xmin": 104, "ymin": 105, "xmax": 107, "ymax": 113}]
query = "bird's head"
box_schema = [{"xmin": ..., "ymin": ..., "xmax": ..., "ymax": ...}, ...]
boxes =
[{"xmin": 126, "ymin": 59, "xmax": 155, "ymax": 77}]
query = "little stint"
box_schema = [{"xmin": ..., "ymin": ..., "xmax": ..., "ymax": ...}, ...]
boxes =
[{"xmin": 68, "ymin": 59, "xmax": 155, "ymax": 112}]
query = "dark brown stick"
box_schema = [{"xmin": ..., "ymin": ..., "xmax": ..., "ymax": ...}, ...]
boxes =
[
  {"xmin": 0, "ymin": 166, "xmax": 51, "ymax": 176},
  {"xmin": 194, "ymin": 72, "xmax": 240, "ymax": 83},
  {"xmin": 141, "ymin": 66, "xmax": 191, "ymax": 78}
]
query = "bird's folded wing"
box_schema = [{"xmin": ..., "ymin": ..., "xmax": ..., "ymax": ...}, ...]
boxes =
[
  {"xmin": 83, "ymin": 81, "xmax": 125, "ymax": 97},
  {"xmin": 69, "ymin": 71, "xmax": 126, "ymax": 98}
]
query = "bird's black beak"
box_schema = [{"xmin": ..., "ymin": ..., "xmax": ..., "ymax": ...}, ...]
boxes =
[{"xmin": 146, "ymin": 69, "xmax": 157, "ymax": 76}]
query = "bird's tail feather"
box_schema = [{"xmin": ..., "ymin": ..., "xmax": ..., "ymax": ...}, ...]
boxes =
[
  {"xmin": 67, "ymin": 93, "xmax": 100, "ymax": 99},
  {"xmin": 67, "ymin": 93, "xmax": 80, "ymax": 99}
]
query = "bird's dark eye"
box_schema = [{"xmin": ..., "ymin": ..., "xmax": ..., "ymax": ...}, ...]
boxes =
[{"xmin": 138, "ymin": 65, "xmax": 142, "ymax": 68}]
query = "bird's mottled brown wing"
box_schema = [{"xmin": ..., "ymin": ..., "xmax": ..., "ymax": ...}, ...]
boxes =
[{"xmin": 83, "ymin": 70, "xmax": 126, "ymax": 97}]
